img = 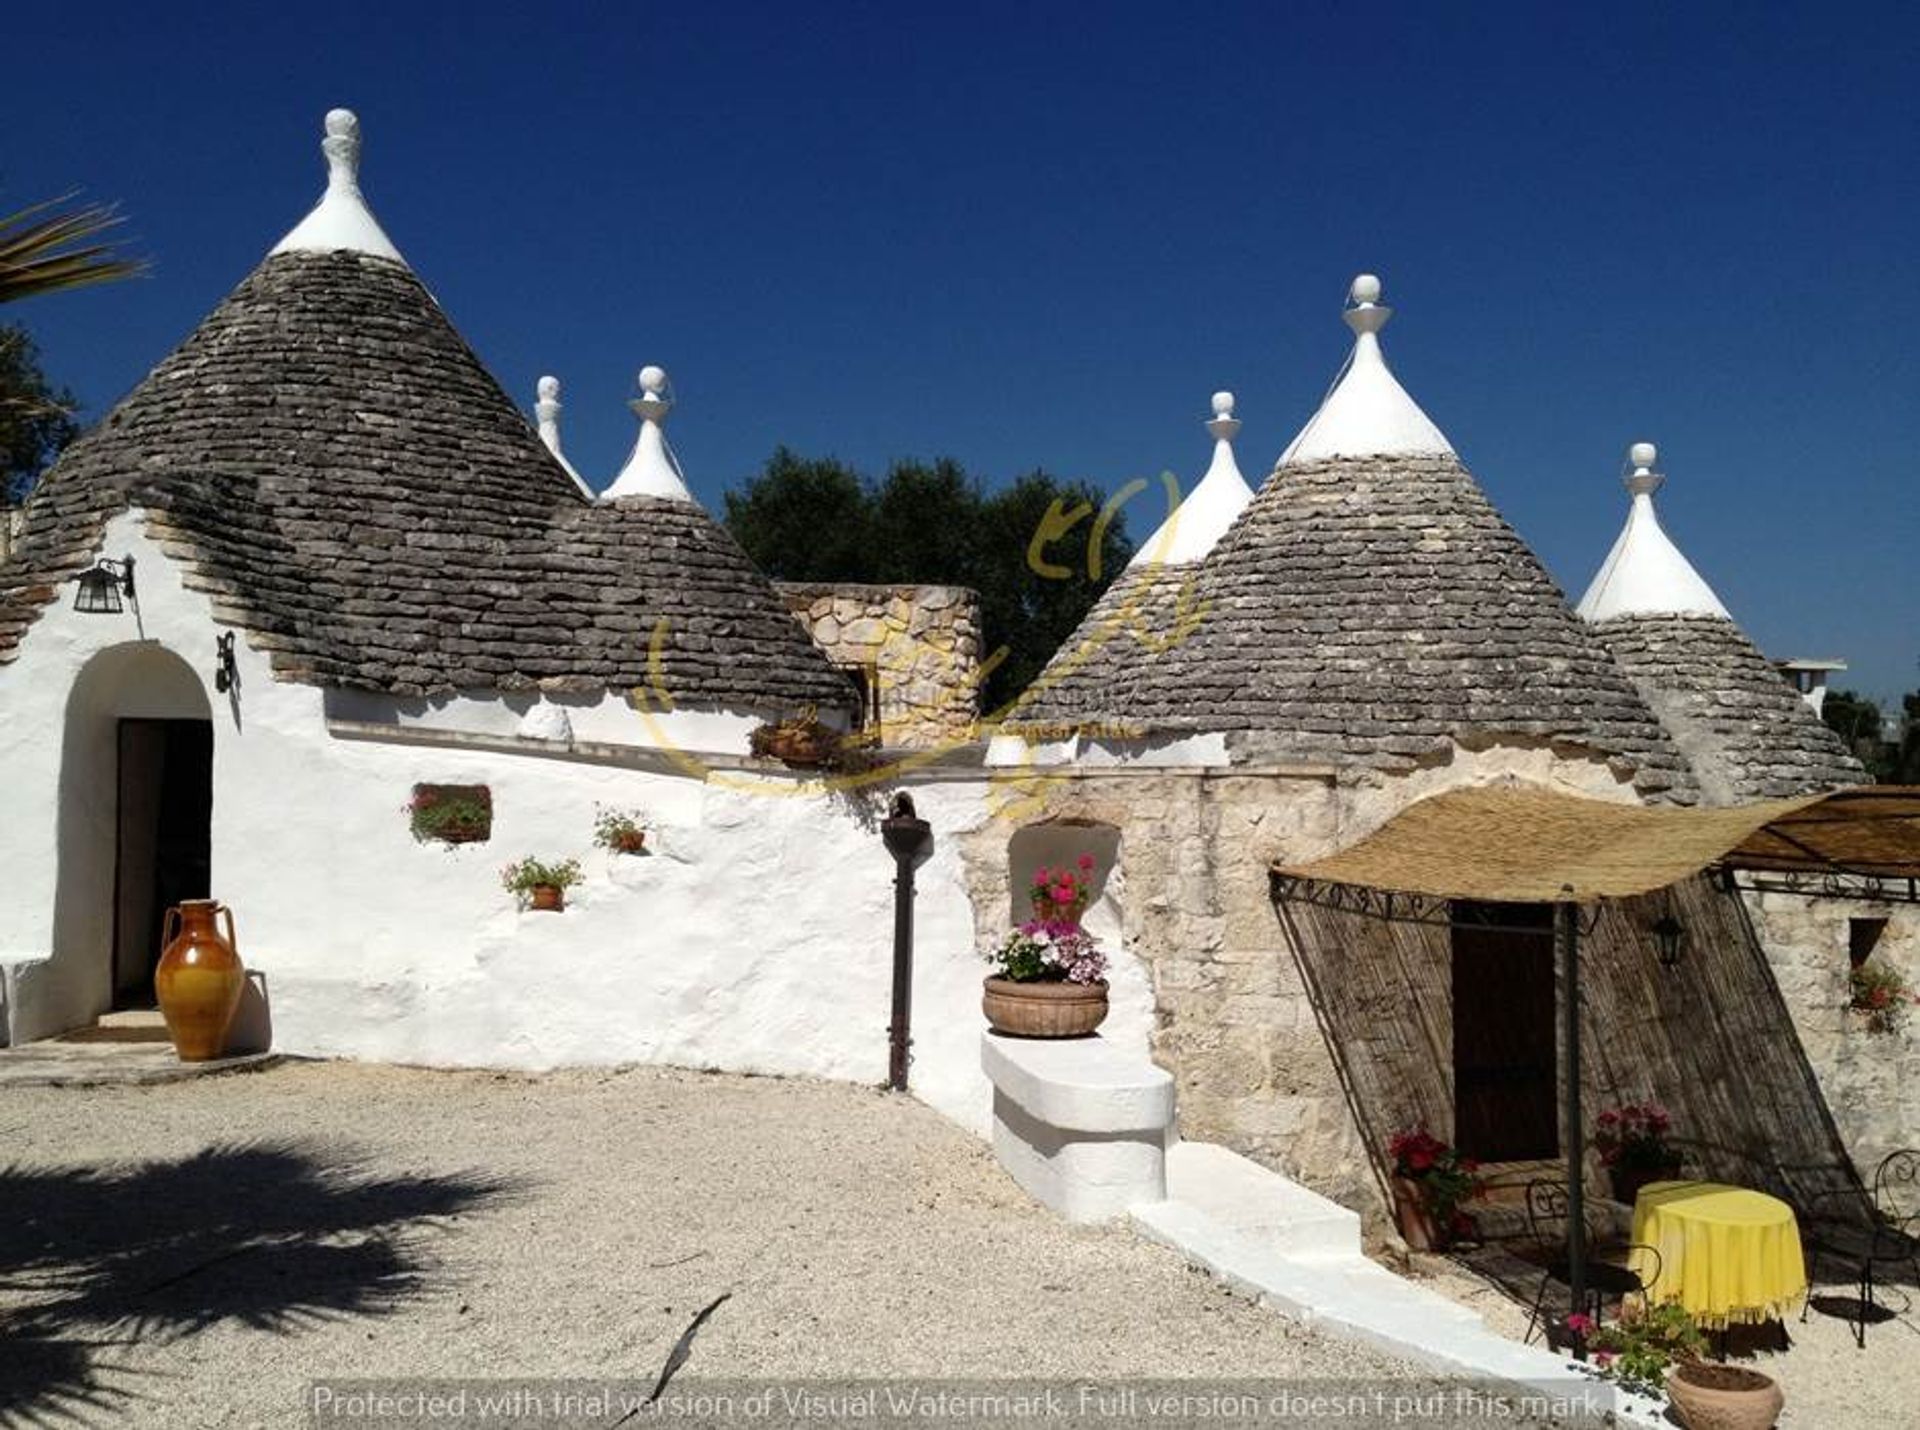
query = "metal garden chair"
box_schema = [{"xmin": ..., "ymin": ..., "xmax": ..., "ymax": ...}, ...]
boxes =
[
  {"xmin": 1522, "ymin": 1179, "xmax": 1662, "ymax": 1345},
  {"xmin": 1795, "ymin": 1149, "xmax": 1920, "ymax": 1349}
]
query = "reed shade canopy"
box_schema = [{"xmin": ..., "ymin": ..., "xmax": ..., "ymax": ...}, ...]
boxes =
[
  {"xmin": 1271, "ymin": 786, "xmax": 1920, "ymax": 902},
  {"xmin": 1270, "ymin": 783, "xmax": 1920, "ymax": 1351}
]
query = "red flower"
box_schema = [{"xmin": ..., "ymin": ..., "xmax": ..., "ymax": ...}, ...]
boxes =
[{"xmin": 1077, "ymin": 854, "xmax": 1095, "ymax": 871}]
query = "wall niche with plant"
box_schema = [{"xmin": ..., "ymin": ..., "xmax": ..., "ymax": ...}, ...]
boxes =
[{"xmin": 407, "ymin": 784, "xmax": 493, "ymax": 845}]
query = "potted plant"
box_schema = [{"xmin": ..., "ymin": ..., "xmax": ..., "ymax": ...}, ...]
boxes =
[
  {"xmin": 593, "ymin": 804, "xmax": 649, "ymax": 855},
  {"xmin": 1028, "ymin": 856, "xmax": 1095, "ymax": 922},
  {"xmin": 1593, "ymin": 1102, "xmax": 1684, "ymax": 1203},
  {"xmin": 1385, "ymin": 1127, "xmax": 1483, "ymax": 1251},
  {"xmin": 1583, "ymin": 1303, "xmax": 1707, "ymax": 1397},
  {"xmin": 981, "ymin": 917, "xmax": 1110, "ymax": 1038},
  {"xmin": 1848, "ymin": 962, "xmax": 1917, "ymax": 1034},
  {"xmin": 501, "ymin": 857, "xmax": 582, "ymax": 912},
  {"xmin": 406, "ymin": 784, "xmax": 492, "ymax": 845},
  {"xmin": 1664, "ymin": 1361, "xmax": 1784, "ymax": 1430},
  {"xmin": 749, "ymin": 707, "xmax": 839, "ymax": 769}
]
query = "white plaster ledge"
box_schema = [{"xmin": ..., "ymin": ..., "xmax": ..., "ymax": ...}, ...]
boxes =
[
  {"xmin": 982, "ymin": 1031, "xmax": 1174, "ymax": 1222},
  {"xmin": 981, "ymin": 1031, "xmax": 1174, "ymax": 1132}
]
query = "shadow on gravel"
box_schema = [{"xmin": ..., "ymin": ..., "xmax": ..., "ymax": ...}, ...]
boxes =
[{"xmin": 0, "ymin": 1139, "xmax": 517, "ymax": 1425}]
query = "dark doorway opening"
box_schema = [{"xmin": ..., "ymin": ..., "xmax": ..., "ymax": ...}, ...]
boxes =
[
  {"xmin": 113, "ymin": 719, "xmax": 212, "ymax": 1008},
  {"xmin": 1451, "ymin": 901, "xmax": 1558, "ymax": 1162}
]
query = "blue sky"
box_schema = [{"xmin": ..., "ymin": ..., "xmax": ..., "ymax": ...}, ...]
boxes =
[{"xmin": 8, "ymin": 2, "xmax": 1916, "ymax": 701}]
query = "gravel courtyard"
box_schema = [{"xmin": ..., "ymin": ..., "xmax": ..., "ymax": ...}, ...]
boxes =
[{"xmin": 0, "ymin": 1061, "xmax": 1441, "ymax": 1427}]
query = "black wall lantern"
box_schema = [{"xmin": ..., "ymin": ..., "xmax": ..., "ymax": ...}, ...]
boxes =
[
  {"xmin": 214, "ymin": 632, "xmax": 238, "ymax": 693},
  {"xmin": 73, "ymin": 556, "xmax": 136, "ymax": 614},
  {"xmin": 1651, "ymin": 912, "xmax": 1687, "ymax": 970},
  {"xmin": 880, "ymin": 791, "xmax": 934, "ymax": 1092}
]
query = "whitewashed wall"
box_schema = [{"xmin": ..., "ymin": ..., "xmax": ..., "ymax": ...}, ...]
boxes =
[{"xmin": 0, "ymin": 511, "xmax": 1120, "ymax": 1134}]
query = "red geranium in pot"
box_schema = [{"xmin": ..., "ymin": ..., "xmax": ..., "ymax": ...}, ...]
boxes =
[{"xmin": 1387, "ymin": 1126, "xmax": 1483, "ymax": 1251}]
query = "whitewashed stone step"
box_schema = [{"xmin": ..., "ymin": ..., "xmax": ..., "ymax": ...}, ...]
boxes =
[
  {"xmin": 981, "ymin": 1032, "xmax": 1174, "ymax": 1223},
  {"xmin": 1165, "ymin": 1141, "xmax": 1362, "ymax": 1258},
  {"xmin": 1132, "ymin": 1194, "xmax": 1667, "ymax": 1426}
]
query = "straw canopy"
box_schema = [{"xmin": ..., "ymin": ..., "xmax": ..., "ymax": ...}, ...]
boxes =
[{"xmin": 1273, "ymin": 785, "xmax": 1920, "ymax": 904}]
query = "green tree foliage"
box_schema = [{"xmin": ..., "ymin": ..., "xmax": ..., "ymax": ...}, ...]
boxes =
[
  {"xmin": 1821, "ymin": 686, "xmax": 1920, "ymax": 784},
  {"xmin": 723, "ymin": 449, "xmax": 1134, "ymax": 714},
  {"xmin": 1, "ymin": 324, "xmax": 78, "ymax": 505},
  {"xmin": 1889, "ymin": 692, "xmax": 1920, "ymax": 785}
]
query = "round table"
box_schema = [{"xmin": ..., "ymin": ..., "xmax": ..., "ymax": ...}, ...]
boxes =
[{"xmin": 1627, "ymin": 1180, "xmax": 1807, "ymax": 1329}]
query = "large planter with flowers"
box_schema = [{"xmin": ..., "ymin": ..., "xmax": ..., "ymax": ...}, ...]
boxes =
[
  {"xmin": 983, "ymin": 977, "xmax": 1110, "ymax": 1037},
  {"xmin": 983, "ymin": 857, "xmax": 1110, "ymax": 1039},
  {"xmin": 1386, "ymin": 1127, "xmax": 1483, "ymax": 1252},
  {"xmin": 1593, "ymin": 1102, "xmax": 1684, "ymax": 1204}
]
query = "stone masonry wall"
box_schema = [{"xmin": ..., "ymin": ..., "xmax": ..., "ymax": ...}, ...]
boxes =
[
  {"xmin": 777, "ymin": 582, "xmax": 980, "ymax": 748},
  {"xmin": 1745, "ymin": 891, "xmax": 1920, "ymax": 1177},
  {"xmin": 959, "ymin": 743, "xmax": 1647, "ymax": 1238}
]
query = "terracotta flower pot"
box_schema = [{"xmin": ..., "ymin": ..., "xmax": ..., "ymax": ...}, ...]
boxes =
[
  {"xmin": 1391, "ymin": 1175, "xmax": 1448, "ymax": 1251},
  {"xmin": 1608, "ymin": 1161, "xmax": 1682, "ymax": 1205},
  {"xmin": 982, "ymin": 976, "xmax": 1108, "ymax": 1037},
  {"xmin": 612, "ymin": 829, "xmax": 647, "ymax": 854},
  {"xmin": 154, "ymin": 900, "xmax": 246, "ymax": 1062},
  {"xmin": 1665, "ymin": 1361, "xmax": 1783, "ymax": 1430},
  {"xmin": 530, "ymin": 884, "xmax": 564, "ymax": 912},
  {"xmin": 764, "ymin": 728, "xmax": 834, "ymax": 768}
]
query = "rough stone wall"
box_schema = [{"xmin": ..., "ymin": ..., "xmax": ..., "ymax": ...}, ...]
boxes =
[
  {"xmin": 1745, "ymin": 891, "xmax": 1920, "ymax": 1177},
  {"xmin": 959, "ymin": 770, "xmax": 1368, "ymax": 1208},
  {"xmin": 956, "ymin": 744, "xmax": 1643, "ymax": 1234},
  {"xmin": 777, "ymin": 582, "xmax": 980, "ymax": 747}
]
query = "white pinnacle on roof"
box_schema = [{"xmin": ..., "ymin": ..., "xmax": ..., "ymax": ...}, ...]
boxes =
[
  {"xmin": 603, "ymin": 365, "xmax": 696, "ymax": 503},
  {"xmin": 1128, "ymin": 391, "xmax": 1255, "ymax": 568},
  {"xmin": 533, "ymin": 376, "xmax": 595, "ymax": 500},
  {"xmin": 271, "ymin": 109, "xmax": 405, "ymax": 263},
  {"xmin": 1279, "ymin": 274, "xmax": 1454, "ymax": 465},
  {"xmin": 1576, "ymin": 442, "xmax": 1730, "ymax": 622}
]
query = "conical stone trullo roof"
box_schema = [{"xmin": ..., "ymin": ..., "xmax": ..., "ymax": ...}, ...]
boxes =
[
  {"xmin": 1021, "ymin": 391, "xmax": 1254, "ymax": 730},
  {"xmin": 0, "ymin": 112, "xmax": 849, "ymax": 711},
  {"xmin": 1016, "ymin": 277, "xmax": 1698, "ymax": 801},
  {"xmin": 1577, "ymin": 444, "xmax": 1864, "ymax": 803}
]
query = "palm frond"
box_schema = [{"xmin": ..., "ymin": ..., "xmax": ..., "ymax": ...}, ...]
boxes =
[{"xmin": 0, "ymin": 193, "xmax": 146, "ymax": 305}]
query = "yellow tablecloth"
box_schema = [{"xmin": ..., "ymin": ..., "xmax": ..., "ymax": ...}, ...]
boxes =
[{"xmin": 1628, "ymin": 1180, "xmax": 1807, "ymax": 1328}]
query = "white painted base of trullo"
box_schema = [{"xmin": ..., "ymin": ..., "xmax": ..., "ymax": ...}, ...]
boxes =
[{"xmin": 980, "ymin": 1030, "xmax": 1174, "ymax": 1223}]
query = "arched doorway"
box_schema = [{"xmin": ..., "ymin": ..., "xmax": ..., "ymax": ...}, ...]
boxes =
[{"xmin": 55, "ymin": 643, "xmax": 213, "ymax": 1017}]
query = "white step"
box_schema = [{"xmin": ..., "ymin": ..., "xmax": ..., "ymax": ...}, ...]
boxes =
[{"xmin": 1165, "ymin": 1140, "xmax": 1362, "ymax": 1258}]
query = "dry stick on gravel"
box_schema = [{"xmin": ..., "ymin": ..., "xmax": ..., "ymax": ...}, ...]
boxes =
[
  {"xmin": 644, "ymin": 1251, "xmax": 710, "ymax": 1270},
  {"xmin": 632, "ymin": 1291, "xmax": 731, "ymax": 1416}
]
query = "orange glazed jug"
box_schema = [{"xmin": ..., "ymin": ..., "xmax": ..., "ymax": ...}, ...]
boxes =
[{"xmin": 154, "ymin": 900, "xmax": 245, "ymax": 1062}]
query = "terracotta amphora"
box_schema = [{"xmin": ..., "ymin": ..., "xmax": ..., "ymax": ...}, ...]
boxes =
[{"xmin": 154, "ymin": 900, "xmax": 245, "ymax": 1062}]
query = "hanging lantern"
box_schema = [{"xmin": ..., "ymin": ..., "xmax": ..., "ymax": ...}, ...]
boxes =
[
  {"xmin": 72, "ymin": 557, "xmax": 136, "ymax": 614},
  {"xmin": 1652, "ymin": 913, "xmax": 1687, "ymax": 970}
]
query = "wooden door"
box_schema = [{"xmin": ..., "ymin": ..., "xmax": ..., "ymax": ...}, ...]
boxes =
[
  {"xmin": 113, "ymin": 719, "xmax": 212, "ymax": 1007},
  {"xmin": 1451, "ymin": 902, "xmax": 1558, "ymax": 1161}
]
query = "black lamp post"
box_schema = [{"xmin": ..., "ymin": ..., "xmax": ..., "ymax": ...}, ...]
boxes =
[
  {"xmin": 880, "ymin": 792, "xmax": 933, "ymax": 1092},
  {"xmin": 73, "ymin": 556, "xmax": 136, "ymax": 614}
]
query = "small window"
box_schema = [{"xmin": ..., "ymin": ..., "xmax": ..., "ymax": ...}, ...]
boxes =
[
  {"xmin": 836, "ymin": 661, "xmax": 881, "ymax": 735},
  {"xmin": 1850, "ymin": 917, "xmax": 1890, "ymax": 969}
]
